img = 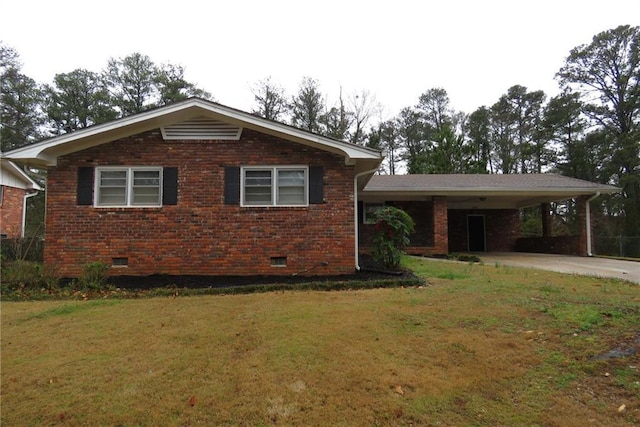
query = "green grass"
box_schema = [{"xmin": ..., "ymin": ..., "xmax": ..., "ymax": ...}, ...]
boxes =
[
  {"xmin": 2, "ymin": 256, "xmax": 639, "ymax": 426},
  {"xmin": 22, "ymin": 300, "xmax": 121, "ymax": 321}
]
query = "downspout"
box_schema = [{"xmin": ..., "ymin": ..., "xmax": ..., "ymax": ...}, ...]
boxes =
[
  {"xmin": 354, "ymin": 167, "xmax": 380, "ymax": 271},
  {"xmin": 585, "ymin": 191, "xmax": 600, "ymax": 257},
  {"xmin": 22, "ymin": 191, "xmax": 38, "ymax": 238}
]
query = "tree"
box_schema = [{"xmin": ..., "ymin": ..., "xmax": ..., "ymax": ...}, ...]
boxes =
[
  {"xmin": 103, "ymin": 53, "xmax": 158, "ymax": 116},
  {"xmin": 155, "ymin": 63, "xmax": 212, "ymax": 106},
  {"xmin": 416, "ymin": 88, "xmax": 452, "ymax": 137},
  {"xmin": 424, "ymin": 126, "xmax": 473, "ymax": 173},
  {"xmin": 0, "ymin": 43, "xmax": 44, "ymax": 151},
  {"xmin": 488, "ymin": 85, "xmax": 546, "ymax": 173},
  {"xmin": 321, "ymin": 87, "xmax": 352, "ymax": 140},
  {"xmin": 43, "ymin": 69, "xmax": 116, "ymax": 134},
  {"xmin": 349, "ymin": 90, "xmax": 380, "ymax": 145},
  {"xmin": 250, "ymin": 76, "xmax": 289, "ymax": 121},
  {"xmin": 379, "ymin": 120, "xmax": 401, "ymax": 175},
  {"xmin": 367, "ymin": 120, "xmax": 400, "ymax": 174},
  {"xmin": 396, "ymin": 107, "xmax": 429, "ymax": 174},
  {"xmin": 557, "ymin": 25, "xmax": 640, "ymax": 239},
  {"xmin": 543, "ymin": 91, "xmax": 588, "ymax": 178},
  {"xmin": 489, "ymin": 96, "xmax": 517, "ymax": 173},
  {"xmin": 467, "ymin": 106, "xmax": 492, "ymax": 173},
  {"xmin": 290, "ymin": 77, "xmax": 325, "ymax": 133}
]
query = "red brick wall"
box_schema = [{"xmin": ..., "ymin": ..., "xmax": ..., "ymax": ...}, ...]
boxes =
[
  {"xmin": 431, "ymin": 197, "xmax": 449, "ymax": 254},
  {"xmin": 386, "ymin": 201, "xmax": 435, "ymax": 247},
  {"xmin": 0, "ymin": 185, "xmax": 25, "ymax": 238},
  {"xmin": 576, "ymin": 195, "xmax": 590, "ymax": 256},
  {"xmin": 515, "ymin": 236, "xmax": 582, "ymax": 255},
  {"xmin": 358, "ymin": 199, "xmax": 448, "ymax": 256},
  {"xmin": 448, "ymin": 209, "xmax": 520, "ymax": 252},
  {"xmin": 44, "ymin": 129, "xmax": 356, "ymax": 277}
]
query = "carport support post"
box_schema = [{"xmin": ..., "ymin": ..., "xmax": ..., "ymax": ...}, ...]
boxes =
[
  {"xmin": 541, "ymin": 203, "xmax": 551, "ymax": 237},
  {"xmin": 576, "ymin": 195, "xmax": 594, "ymax": 257},
  {"xmin": 433, "ymin": 196, "xmax": 449, "ymax": 254}
]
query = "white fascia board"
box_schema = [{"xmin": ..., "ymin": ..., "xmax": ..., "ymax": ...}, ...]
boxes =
[
  {"xmin": 201, "ymin": 102, "xmax": 382, "ymax": 161},
  {"xmin": 3, "ymin": 98, "xmax": 383, "ymax": 166},
  {"xmin": 0, "ymin": 160, "xmax": 42, "ymax": 190},
  {"xmin": 362, "ymin": 186, "xmax": 620, "ymax": 196}
]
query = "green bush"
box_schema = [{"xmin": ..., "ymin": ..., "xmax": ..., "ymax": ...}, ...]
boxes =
[
  {"xmin": 370, "ymin": 206, "xmax": 415, "ymax": 270},
  {"xmin": 1, "ymin": 260, "xmax": 60, "ymax": 290},
  {"xmin": 79, "ymin": 261, "xmax": 110, "ymax": 290}
]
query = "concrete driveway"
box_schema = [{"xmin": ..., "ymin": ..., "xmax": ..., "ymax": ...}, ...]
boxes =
[{"xmin": 477, "ymin": 252, "xmax": 640, "ymax": 284}]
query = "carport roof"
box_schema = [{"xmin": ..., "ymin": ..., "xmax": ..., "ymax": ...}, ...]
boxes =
[{"xmin": 361, "ymin": 174, "xmax": 620, "ymax": 209}]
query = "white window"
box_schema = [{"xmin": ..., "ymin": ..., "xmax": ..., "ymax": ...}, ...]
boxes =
[
  {"xmin": 242, "ymin": 166, "xmax": 307, "ymax": 206},
  {"xmin": 363, "ymin": 202, "xmax": 385, "ymax": 224},
  {"xmin": 95, "ymin": 167, "xmax": 162, "ymax": 207}
]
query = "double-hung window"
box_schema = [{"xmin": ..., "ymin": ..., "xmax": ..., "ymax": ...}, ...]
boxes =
[
  {"xmin": 95, "ymin": 167, "xmax": 162, "ymax": 207},
  {"xmin": 242, "ymin": 166, "xmax": 307, "ymax": 206},
  {"xmin": 363, "ymin": 202, "xmax": 385, "ymax": 224}
]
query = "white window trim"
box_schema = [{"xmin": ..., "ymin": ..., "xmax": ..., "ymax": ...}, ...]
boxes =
[
  {"xmin": 94, "ymin": 166, "xmax": 163, "ymax": 208},
  {"xmin": 240, "ymin": 166, "xmax": 309, "ymax": 207},
  {"xmin": 363, "ymin": 202, "xmax": 385, "ymax": 224}
]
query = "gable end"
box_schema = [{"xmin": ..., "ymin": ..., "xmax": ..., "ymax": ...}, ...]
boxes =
[{"xmin": 161, "ymin": 117, "xmax": 242, "ymax": 140}]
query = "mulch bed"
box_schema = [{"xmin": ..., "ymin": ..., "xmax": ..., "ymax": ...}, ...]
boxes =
[{"xmin": 103, "ymin": 254, "xmax": 417, "ymax": 290}]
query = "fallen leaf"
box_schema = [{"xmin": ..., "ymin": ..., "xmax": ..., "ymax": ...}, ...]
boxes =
[
  {"xmin": 394, "ymin": 385, "xmax": 404, "ymax": 396},
  {"xmin": 618, "ymin": 404, "xmax": 626, "ymax": 413},
  {"xmin": 189, "ymin": 395, "xmax": 197, "ymax": 407}
]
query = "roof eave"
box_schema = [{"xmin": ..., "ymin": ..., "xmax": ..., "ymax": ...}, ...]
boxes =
[
  {"xmin": 2, "ymin": 98, "xmax": 383, "ymax": 166},
  {"xmin": 0, "ymin": 160, "xmax": 43, "ymax": 190},
  {"xmin": 362, "ymin": 187, "xmax": 620, "ymax": 196}
]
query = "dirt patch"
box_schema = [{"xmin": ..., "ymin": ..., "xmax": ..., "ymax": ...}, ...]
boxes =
[{"xmin": 592, "ymin": 332, "xmax": 640, "ymax": 360}]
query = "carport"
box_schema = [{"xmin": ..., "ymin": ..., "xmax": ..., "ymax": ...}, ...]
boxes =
[{"xmin": 359, "ymin": 174, "xmax": 619, "ymax": 257}]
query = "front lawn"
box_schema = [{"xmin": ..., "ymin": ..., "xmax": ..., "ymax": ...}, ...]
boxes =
[{"xmin": 1, "ymin": 257, "xmax": 638, "ymax": 425}]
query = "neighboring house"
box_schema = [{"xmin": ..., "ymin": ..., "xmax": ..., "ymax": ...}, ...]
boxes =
[
  {"xmin": 0, "ymin": 159, "xmax": 42, "ymax": 238},
  {"xmin": 2, "ymin": 98, "xmax": 618, "ymax": 277}
]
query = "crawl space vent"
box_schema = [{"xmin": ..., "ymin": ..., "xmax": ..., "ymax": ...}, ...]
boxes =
[{"xmin": 161, "ymin": 117, "xmax": 242, "ymax": 140}]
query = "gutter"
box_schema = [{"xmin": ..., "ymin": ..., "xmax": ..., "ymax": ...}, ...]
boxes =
[
  {"xmin": 354, "ymin": 167, "xmax": 381, "ymax": 271},
  {"xmin": 585, "ymin": 191, "xmax": 600, "ymax": 256}
]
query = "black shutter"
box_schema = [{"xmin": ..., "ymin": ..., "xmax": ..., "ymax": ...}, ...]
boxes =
[
  {"xmin": 77, "ymin": 167, "xmax": 94, "ymax": 205},
  {"xmin": 224, "ymin": 167, "xmax": 240, "ymax": 205},
  {"xmin": 309, "ymin": 166, "xmax": 324, "ymax": 204},
  {"xmin": 162, "ymin": 167, "xmax": 178, "ymax": 205}
]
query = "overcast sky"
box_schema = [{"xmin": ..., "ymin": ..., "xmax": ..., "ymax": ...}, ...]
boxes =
[{"xmin": 2, "ymin": 0, "xmax": 638, "ymax": 119}]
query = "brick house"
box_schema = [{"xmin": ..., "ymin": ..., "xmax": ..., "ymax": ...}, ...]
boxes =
[
  {"xmin": 0, "ymin": 159, "xmax": 42, "ymax": 238},
  {"xmin": 2, "ymin": 99, "xmax": 381, "ymax": 277},
  {"xmin": 2, "ymin": 98, "xmax": 618, "ymax": 277}
]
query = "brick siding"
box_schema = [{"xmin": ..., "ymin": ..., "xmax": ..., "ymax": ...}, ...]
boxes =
[
  {"xmin": 448, "ymin": 209, "xmax": 521, "ymax": 252},
  {"xmin": 358, "ymin": 198, "xmax": 449, "ymax": 256},
  {"xmin": 0, "ymin": 185, "xmax": 25, "ymax": 238},
  {"xmin": 45, "ymin": 129, "xmax": 356, "ymax": 277}
]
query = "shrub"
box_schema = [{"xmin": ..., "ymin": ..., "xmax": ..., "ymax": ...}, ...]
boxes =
[
  {"xmin": 79, "ymin": 261, "xmax": 110, "ymax": 290},
  {"xmin": 370, "ymin": 206, "xmax": 415, "ymax": 270},
  {"xmin": 0, "ymin": 236, "xmax": 44, "ymax": 262},
  {"xmin": 1, "ymin": 260, "xmax": 60, "ymax": 290}
]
